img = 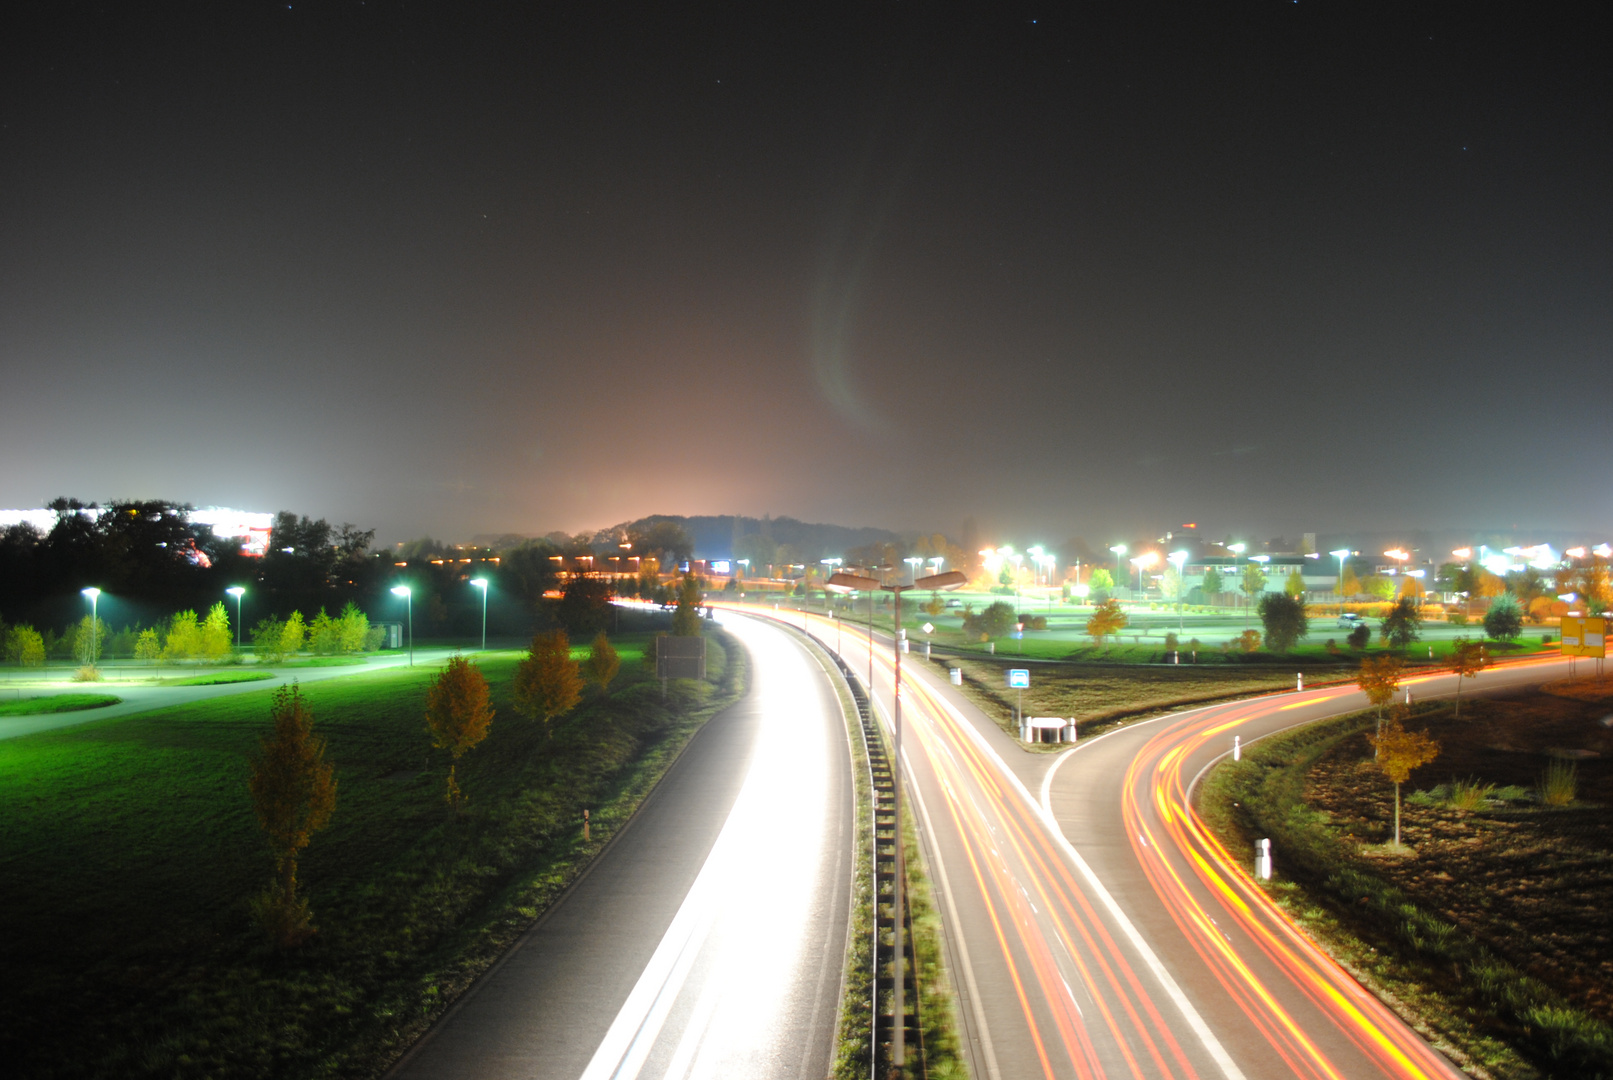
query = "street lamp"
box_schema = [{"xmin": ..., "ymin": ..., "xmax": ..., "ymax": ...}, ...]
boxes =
[
  {"xmin": 1027, "ymin": 545, "xmax": 1045, "ymax": 586},
  {"xmin": 1330, "ymin": 549, "xmax": 1352, "ymax": 611},
  {"xmin": 390, "ymin": 585, "xmax": 413, "ymax": 666},
  {"xmin": 927, "ymin": 556, "xmax": 944, "ymax": 576},
  {"xmin": 226, "ymin": 587, "xmax": 246, "ymax": 651},
  {"xmin": 80, "ymin": 587, "xmax": 101, "ymax": 666},
  {"xmin": 1129, "ymin": 551, "xmax": 1158, "ymax": 602},
  {"xmin": 1227, "ymin": 543, "xmax": 1247, "ymax": 619},
  {"xmin": 1168, "ymin": 550, "xmax": 1188, "ymax": 633},
  {"xmin": 904, "ymin": 556, "xmax": 924, "ymax": 583},
  {"xmin": 470, "ymin": 578, "xmax": 488, "ymax": 651},
  {"xmin": 830, "ymin": 567, "xmax": 966, "ymax": 1069}
]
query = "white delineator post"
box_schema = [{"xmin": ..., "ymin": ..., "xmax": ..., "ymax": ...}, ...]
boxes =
[
  {"xmin": 1296, "ymin": 672, "xmax": 1303, "ymax": 692},
  {"xmin": 1233, "ymin": 735, "xmax": 1241, "ymax": 761},
  {"xmin": 1255, "ymin": 838, "xmax": 1273, "ymax": 880}
]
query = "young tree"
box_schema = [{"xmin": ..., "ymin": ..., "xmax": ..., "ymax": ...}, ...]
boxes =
[
  {"xmin": 1370, "ymin": 714, "xmax": 1440, "ymax": 846},
  {"xmin": 1235, "ymin": 629, "xmax": 1262, "ymax": 653},
  {"xmin": 72, "ymin": 614, "xmax": 109, "ymax": 665},
  {"xmin": 1379, "ymin": 597, "xmax": 1421, "ymax": 650},
  {"xmin": 1158, "ymin": 565, "xmax": 1182, "ymax": 603},
  {"xmin": 1337, "ymin": 564, "xmax": 1361, "ymax": 600},
  {"xmin": 308, "ymin": 608, "xmax": 339, "ymax": 655},
  {"xmin": 280, "ymin": 610, "xmax": 307, "ymax": 657},
  {"xmin": 586, "ymin": 631, "xmax": 621, "ymax": 693},
  {"xmin": 253, "ymin": 616, "xmax": 287, "ymax": 662},
  {"xmin": 1346, "ymin": 623, "xmax": 1371, "ymax": 650},
  {"xmin": 1284, "ymin": 569, "xmax": 1306, "ymax": 599},
  {"xmin": 1257, "ymin": 592, "xmax": 1309, "ymax": 653},
  {"xmin": 133, "ymin": 627, "xmax": 161, "ymax": 664},
  {"xmin": 424, "ymin": 655, "xmax": 494, "ymax": 810},
  {"xmin": 247, "ymin": 685, "xmax": 337, "ymax": 947},
  {"xmin": 1087, "ymin": 567, "xmax": 1114, "ymax": 603},
  {"xmin": 1240, "ymin": 562, "xmax": 1268, "ymax": 605},
  {"xmin": 1200, "ymin": 566, "xmax": 1224, "ymax": 603},
  {"xmin": 1085, "ymin": 599, "xmax": 1128, "ymax": 645},
  {"xmin": 1449, "ymin": 637, "xmax": 1488, "ymax": 718},
  {"xmin": 671, "ymin": 573, "xmax": 703, "ymax": 636},
  {"xmin": 163, "ymin": 610, "xmax": 201, "ymax": 661},
  {"xmin": 1357, "ymin": 653, "xmax": 1403, "ymax": 754},
  {"xmin": 1483, "ymin": 593, "xmax": 1523, "ymax": 642},
  {"xmin": 512, "ymin": 630, "xmax": 582, "ymax": 728},
  {"xmin": 1363, "ymin": 575, "xmax": 1395, "ymax": 602},
  {"xmin": 201, "ymin": 601, "xmax": 232, "ymax": 660},
  {"xmin": 7, "ymin": 624, "xmax": 45, "ymax": 667},
  {"xmin": 336, "ymin": 602, "xmax": 370, "ymax": 654}
]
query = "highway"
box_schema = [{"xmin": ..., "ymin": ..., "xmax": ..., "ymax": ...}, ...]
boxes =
[
  {"xmin": 756, "ymin": 604, "xmax": 1571, "ymax": 1080},
  {"xmin": 387, "ymin": 613, "xmax": 852, "ymax": 1080}
]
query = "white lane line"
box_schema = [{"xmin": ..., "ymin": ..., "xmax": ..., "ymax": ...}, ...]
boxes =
[
  {"xmin": 582, "ymin": 614, "xmax": 833, "ymax": 1080},
  {"xmin": 900, "ymin": 667, "xmax": 1250, "ymax": 1080},
  {"xmin": 905, "ymin": 743, "xmax": 1005, "ymax": 1080}
]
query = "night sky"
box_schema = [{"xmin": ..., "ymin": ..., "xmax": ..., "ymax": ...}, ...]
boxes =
[{"xmin": 3, "ymin": 3, "xmax": 1608, "ymax": 544}]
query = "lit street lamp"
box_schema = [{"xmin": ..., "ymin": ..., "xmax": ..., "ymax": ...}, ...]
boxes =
[
  {"xmin": 470, "ymin": 578, "xmax": 489, "ymax": 651},
  {"xmin": 80, "ymin": 587, "xmax": 101, "ymax": 666},
  {"xmin": 1129, "ymin": 551, "xmax": 1158, "ymax": 603},
  {"xmin": 829, "ymin": 567, "xmax": 966, "ymax": 1070},
  {"xmin": 904, "ymin": 556, "xmax": 924, "ymax": 583},
  {"xmin": 390, "ymin": 585, "xmax": 413, "ymax": 666},
  {"xmin": 1168, "ymin": 550, "xmax": 1188, "ymax": 633},
  {"xmin": 226, "ymin": 586, "xmax": 246, "ymax": 651},
  {"xmin": 1330, "ymin": 549, "xmax": 1352, "ymax": 610}
]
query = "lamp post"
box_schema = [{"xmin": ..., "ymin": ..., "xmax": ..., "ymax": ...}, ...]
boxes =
[
  {"xmin": 226, "ymin": 587, "xmax": 246, "ymax": 651},
  {"xmin": 1330, "ymin": 549, "xmax": 1351, "ymax": 612},
  {"xmin": 390, "ymin": 585, "xmax": 413, "ymax": 666},
  {"xmin": 470, "ymin": 578, "xmax": 488, "ymax": 651},
  {"xmin": 904, "ymin": 556, "xmax": 924, "ymax": 583},
  {"xmin": 80, "ymin": 587, "xmax": 101, "ymax": 666},
  {"xmin": 1227, "ymin": 542, "xmax": 1247, "ymax": 622},
  {"xmin": 830, "ymin": 568, "xmax": 965, "ymax": 1069},
  {"xmin": 1168, "ymin": 550, "xmax": 1188, "ymax": 634},
  {"xmin": 1130, "ymin": 551, "xmax": 1158, "ymax": 604}
]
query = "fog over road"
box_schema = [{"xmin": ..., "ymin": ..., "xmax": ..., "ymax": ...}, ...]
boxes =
[
  {"xmin": 387, "ymin": 614, "xmax": 852, "ymax": 1080},
  {"xmin": 756, "ymin": 603, "xmax": 1568, "ymax": 1080}
]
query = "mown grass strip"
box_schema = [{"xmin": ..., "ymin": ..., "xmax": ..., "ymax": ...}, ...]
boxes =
[
  {"xmin": 1201, "ymin": 710, "xmax": 1613, "ymax": 1079},
  {"xmin": 0, "ymin": 692, "xmax": 121, "ymax": 716}
]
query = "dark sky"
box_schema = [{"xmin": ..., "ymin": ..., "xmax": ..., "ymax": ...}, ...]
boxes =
[{"xmin": 3, "ymin": 2, "xmax": 1608, "ymax": 544}]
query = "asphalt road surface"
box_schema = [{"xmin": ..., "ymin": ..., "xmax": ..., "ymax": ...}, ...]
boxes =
[
  {"xmin": 386, "ymin": 613, "xmax": 852, "ymax": 1080},
  {"xmin": 756, "ymin": 604, "xmax": 1572, "ymax": 1080}
]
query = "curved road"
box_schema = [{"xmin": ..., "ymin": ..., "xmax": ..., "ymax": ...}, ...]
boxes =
[
  {"xmin": 753, "ymin": 604, "xmax": 1569, "ymax": 1080},
  {"xmin": 387, "ymin": 613, "xmax": 852, "ymax": 1080}
]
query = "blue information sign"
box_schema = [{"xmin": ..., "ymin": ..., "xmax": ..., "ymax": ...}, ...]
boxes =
[{"xmin": 1007, "ymin": 669, "xmax": 1030, "ymax": 689}]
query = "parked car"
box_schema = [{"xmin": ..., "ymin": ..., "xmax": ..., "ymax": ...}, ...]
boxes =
[{"xmin": 1337, "ymin": 612, "xmax": 1366, "ymax": 629}]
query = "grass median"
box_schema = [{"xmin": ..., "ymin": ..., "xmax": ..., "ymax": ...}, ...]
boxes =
[
  {"xmin": 0, "ymin": 622, "xmax": 742, "ymax": 1079},
  {"xmin": 0, "ymin": 692, "xmax": 121, "ymax": 716}
]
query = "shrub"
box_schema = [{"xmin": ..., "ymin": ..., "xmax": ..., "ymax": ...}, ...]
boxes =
[
  {"xmin": 1538, "ymin": 759, "xmax": 1578, "ymax": 806},
  {"xmin": 1484, "ymin": 593, "xmax": 1523, "ymax": 642},
  {"xmin": 1236, "ymin": 629, "xmax": 1261, "ymax": 653},
  {"xmin": 1447, "ymin": 777, "xmax": 1496, "ymax": 811},
  {"xmin": 1447, "ymin": 610, "xmax": 1469, "ymax": 627}
]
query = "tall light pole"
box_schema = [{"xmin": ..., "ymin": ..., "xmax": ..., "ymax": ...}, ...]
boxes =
[
  {"xmin": 1330, "ymin": 549, "xmax": 1352, "ymax": 611},
  {"xmin": 830, "ymin": 568, "xmax": 965, "ymax": 1070},
  {"xmin": 926, "ymin": 556, "xmax": 944, "ymax": 576},
  {"xmin": 1228, "ymin": 542, "xmax": 1247, "ymax": 620},
  {"xmin": 1130, "ymin": 551, "xmax": 1158, "ymax": 604},
  {"xmin": 904, "ymin": 556, "xmax": 924, "ymax": 583},
  {"xmin": 1169, "ymin": 550, "xmax": 1188, "ymax": 634},
  {"xmin": 80, "ymin": 587, "xmax": 101, "ymax": 666},
  {"xmin": 226, "ymin": 587, "xmax": 246, "ymax": 651},
  {"xmin": 470, "ymin": 578, "xmax": 488, "ymax": 651},
  {"xmin": 390, "ymin": 585, "xmax": 413, "ymax": 666}
]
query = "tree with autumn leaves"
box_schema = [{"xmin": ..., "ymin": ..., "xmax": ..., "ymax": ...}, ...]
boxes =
[
  {"xmin": 513, "ymin": 629, "xmax": 583, "ymax": 728},
  {"xmin": 1370, "ymin": 709, "xmax": 1440, "ymax": 847},
  {"xmin": 425, "ymin": 655, "xmax": 495, "ymax": 810},
  {"xmin": 248, "ymin": 684, "xmax": 337, "ymax": 947}
]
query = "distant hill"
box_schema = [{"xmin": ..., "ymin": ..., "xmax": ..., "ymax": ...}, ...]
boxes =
[{"xmin": 608, "ymin": 514, "xmax": 902, "ymax": 562}]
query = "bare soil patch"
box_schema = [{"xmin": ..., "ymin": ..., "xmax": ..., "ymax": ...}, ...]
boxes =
[{"xmin": 1306, "ymin": 681, "xmax": 1613, "ymax": 1025}]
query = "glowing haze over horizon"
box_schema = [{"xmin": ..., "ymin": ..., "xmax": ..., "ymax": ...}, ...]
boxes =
[{"xmin": 2, "ymin": 5, "xmax": 1608, "ymax": 544}]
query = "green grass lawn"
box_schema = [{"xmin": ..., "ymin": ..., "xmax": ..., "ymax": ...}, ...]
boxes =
[
  {"xmin": 0, "ymin": 693, "xmax": 121, "ymax": 716},
  {"xmin": 0, "ymin": 626, "xmax": 737, "ymax": 1079},
  {"xmin": 155, "ymin": 670, "xmax": 277, "ymax": 686}
]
